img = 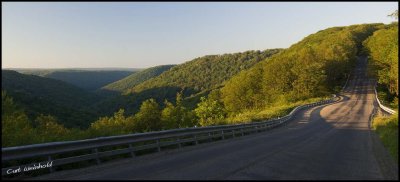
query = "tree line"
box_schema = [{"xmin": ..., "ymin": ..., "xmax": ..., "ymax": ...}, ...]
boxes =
[{"xmin": 363, "ymin": 21, "xmax": 398, "ymax": 108}]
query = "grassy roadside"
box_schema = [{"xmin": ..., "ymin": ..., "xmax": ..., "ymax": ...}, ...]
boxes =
[
  {"xmin": 226, "ymin": 96, "xmax": 331, "ymax": 124},
  {"xmin": 372, "ymin": 113, "xmax": 399, "ymax": 162}
]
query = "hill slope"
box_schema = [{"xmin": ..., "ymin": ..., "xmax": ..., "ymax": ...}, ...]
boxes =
[
  {"xmin": 93, "ymin": 49, "xmax": 282, "ymax": 116},
  {"xmin": 2, "ymin": 70, "xmax": 101, "ymax": 128},
  {"xmin": 130, "ymin": 49, "xmax": 282, "ymax": 95},
  {"xmin": 15, "ymin": 69, "xmax": 138, "ymax": 91},
  {"xmin": 102, "ymin": 65, "xmax": 176, "ymax": 93},
  {"xmin": 220, "ymin": 23, "xmax": 384, "ymax": 114}
]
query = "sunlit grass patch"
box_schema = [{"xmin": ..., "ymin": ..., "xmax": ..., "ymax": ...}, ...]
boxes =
[
  {"xmin": 227, "ymin": 96, "xmax": 329, "ymax": 124},
  {"xmin": 372, "ymin": 114, "xmax": 398, "ymax": 162}
]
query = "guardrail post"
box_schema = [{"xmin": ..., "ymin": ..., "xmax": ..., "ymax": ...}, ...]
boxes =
[
  {"xmin": 177, "ymin": 138, "xmax": 182, "ymax": 148},
  {"xmin": 48, "ymin": 156, "xmax": 54, "ymax": 173},
  {"xmin": 232, "ymin": 130, "xmax": 235, "ymax": 138},
  {"xmin": 194, "ymin": 135, "xmax": 198, "ymax": 145},
  {"xmin": 221, "ymin": 130, "xmax": 225, "ymax": 140},
  {"xmin": 93, "ymin": 148, "xmax": 101, "ymax": 165},
  {"xmin": 156, "ymin": 139, "xmax": 161, "ymax": 152},
  {"xmin": 128, "ymin": 144, "xmax": 135, "ymax": 157}
]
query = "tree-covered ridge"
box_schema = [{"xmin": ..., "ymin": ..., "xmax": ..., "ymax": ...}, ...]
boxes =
[
  {"xmin": 1, "ymin": 70, "xmax": 101, "ymax": 128},
  {"xmin": 2, "ymin": 91, "xmax": 90, "ymax": 147},
  {"xmin": 16, "ymin": 69, "xmax": 138, "ymax": 91},
  {"xmin": 363, "ymin": 22, "xmax": 398, "ymax": 108},
  {"xmin": 46, "ymin": 70, "xmax": 135, "ymax": 91},
  {"xmin": 129, "ymin": 49, "xmax": 282, "ymax": 94},
  {"xmin": 220, "ymin": 23, "xmax": 383, "ymax": 114},
  {"xmin": 102, "ymin": 65, "xmax": 176, "ymax": 93},
  {"xmin": 92, "ymin": 49, "xmax": 282, "ymax": 117}
]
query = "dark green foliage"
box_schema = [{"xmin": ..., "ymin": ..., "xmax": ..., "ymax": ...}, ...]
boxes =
[
  {"xmin": 88, "ymin": 109, "xmax": 135, "ymax": 137},
  {"xmin": 93, "ymin": 86, "xmax": 189, "ymax": 118},
  {"xmin": 376, "ymin": 84, "xmax": 398, "ymax": 109},
  {"xmin": 182, "ymin": 89, "xmax": 214, "ymax": 110},
  {"xmin": 43, "ymin": 70, "xmax": 134, "ymax": 91},
  {"xmin": 33, "ymin": 115, "xmax": 71, "ymax": 143},
  {"xmin": 15, "ymin": 69, "xmax": 138, "ymax": 91},
  {"xmin": 161, "ymin": 92, "xmax": 197, "ymax": 129},
  {"xmin": 102, "ymin": 65, "xmax": 176, "ymax": 93},
  {"xmin": 2, "ymin": 91, "xmax": 80, "ymax": 147},
  {"xmin": 2, "ymin": 70, "xmax": 101, "ymax": 128},
  {"xmin": 134, "ymin": 99, "xmax": 162, "ymax": 132},
  {"xmin": 2, "ymin": 91, "xmax": 35, "ymax": 147}
]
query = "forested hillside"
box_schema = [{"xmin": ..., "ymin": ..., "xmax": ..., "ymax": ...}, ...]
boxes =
[
  {"xmin": 130, "ymin": 49, "xmax": 282, "ymax": 95},
  {"xmin": 363, "ymin": 22, "xmax": 398, "ymax": 108},
  {"xmin": 2, "ymin": 70, "xmax": 101, "ymax": 128},
  {"xmin": 220, "ymin": 24, "xmax": 383, "ymax": 117},
  {"xmin": 93, "ymin": 49, "xmax": 282, "ymax": 116},
  {"xmin": 102, "ymin": 65, "xmax": 176, "ymax": 93},
  {"xmin": 15, "ymin": 69, "xmax": 138, "ymax": 91}
]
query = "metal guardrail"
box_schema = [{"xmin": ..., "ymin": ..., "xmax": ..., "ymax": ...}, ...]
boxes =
[
  {"xmin": 2, "ymin": 96, "xmax": 339, "ymax": 177},
  {"xmin": 374, "ymin": 83, "xmax": 396, "ymax": 115}
]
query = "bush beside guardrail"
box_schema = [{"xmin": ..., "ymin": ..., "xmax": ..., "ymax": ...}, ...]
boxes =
[{"xmin": 374, "ymin": 83, "xmax": 396, "ymax": 115}]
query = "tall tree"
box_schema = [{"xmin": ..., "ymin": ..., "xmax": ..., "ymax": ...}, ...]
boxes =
[
  {"xmin": 194, "ymin": 96, "xmax": 226, "ymax": 126},
  {"xmin": 2, "ymin": 91, "xmax": 35, "ymax": 147},
  {"xmin": 134, "ymin": 99, "xmax": 162, "ymax": 132}
]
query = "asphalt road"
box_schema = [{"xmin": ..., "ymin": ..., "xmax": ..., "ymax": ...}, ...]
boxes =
[{"xmin": 33, "ymin": 57, "xmax": 398, "ymax": 180}]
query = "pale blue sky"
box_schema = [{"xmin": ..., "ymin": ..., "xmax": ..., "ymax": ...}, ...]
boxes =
[{"xmin": 2, "ymin": 2, "xmax": 398, "ymax": 68}]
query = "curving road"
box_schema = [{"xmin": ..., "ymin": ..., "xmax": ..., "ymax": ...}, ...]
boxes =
[{"xmin": 34, "ymin": 57, "xmax": 398, "ymax": 180}]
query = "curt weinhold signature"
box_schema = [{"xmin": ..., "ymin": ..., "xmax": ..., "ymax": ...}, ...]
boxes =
[{"xmin": 6, "ymin": 161, "xmax": 53, "ymax": 175}]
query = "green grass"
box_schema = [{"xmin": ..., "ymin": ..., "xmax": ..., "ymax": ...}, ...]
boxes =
[
  {"xmin": 226, "ymin": 96, "xmax": 329, "ymax": 124},
  {"xmin": 372, "ymin": 114, "xmax": 398, "ymax": 162}
]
